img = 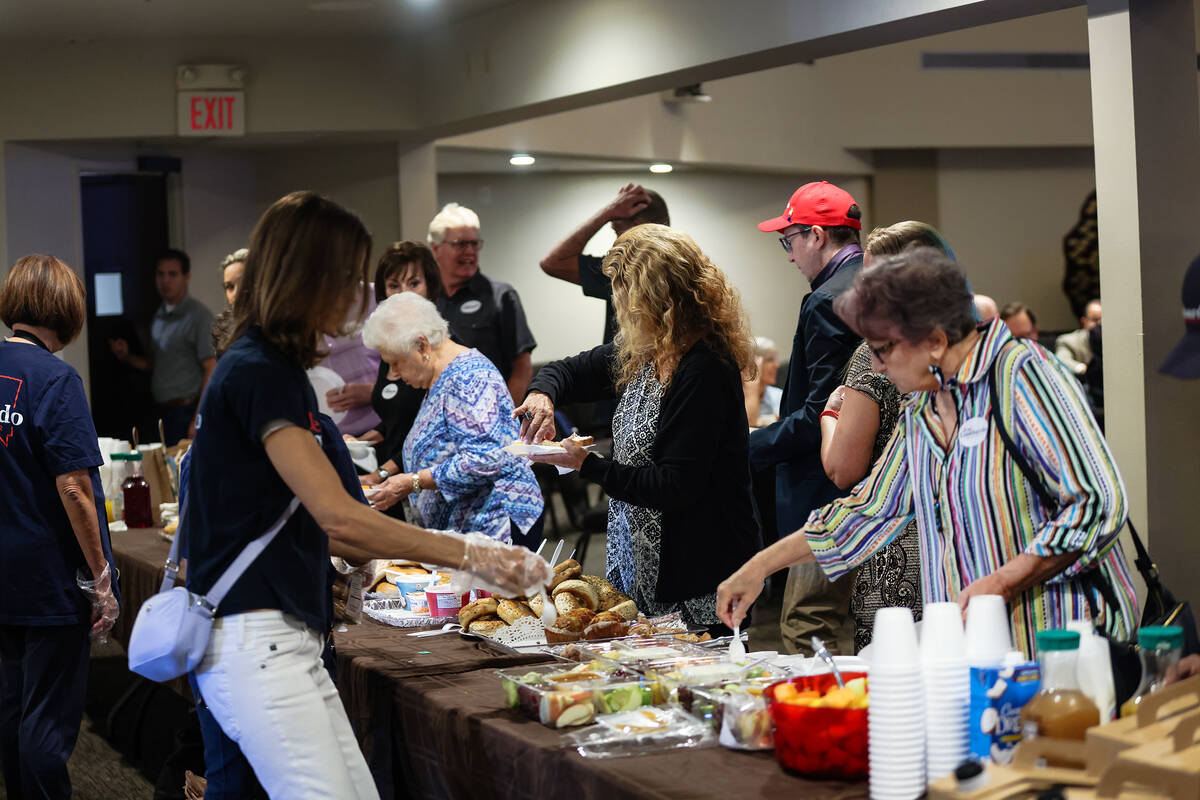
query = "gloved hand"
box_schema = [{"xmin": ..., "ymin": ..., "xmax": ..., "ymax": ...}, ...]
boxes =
[
  {"xmin": 451, "ymin": 532, "xmax": 553, "ymax": 598},
  {"xmin": 76, "ymin": 563, "xmax": 119, "ymax": 644}
]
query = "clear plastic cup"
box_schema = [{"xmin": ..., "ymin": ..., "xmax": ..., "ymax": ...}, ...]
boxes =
[
  {"xmin": 964, "ymin": 594, "xmax": 1011, "ymax": 667},
  {"xmin": 872, "ymin": 607, "xmax": 920, "ymax": 667}
]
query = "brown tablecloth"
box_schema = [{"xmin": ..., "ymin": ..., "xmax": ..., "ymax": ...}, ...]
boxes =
[{"xmin": 109, "ymin": 531, "xmax": 868, "ymax": 800}]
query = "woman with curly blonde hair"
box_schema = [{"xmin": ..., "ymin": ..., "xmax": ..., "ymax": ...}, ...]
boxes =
[{"xmin": 517, "ymin": 224, "xmax": 762, "ymax": 631}]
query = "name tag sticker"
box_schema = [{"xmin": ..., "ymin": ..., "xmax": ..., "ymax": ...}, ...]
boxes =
[
  {"xmin": 381, "ymin": 383, "xmax": 398, "ymax": 400},
  {"xmin": 958, "ymin": 417, "xmax": 989, "ymax": 448},
  {"xmin": 459, "ymin": 299, "xmax": 482, "ymax": 314}
]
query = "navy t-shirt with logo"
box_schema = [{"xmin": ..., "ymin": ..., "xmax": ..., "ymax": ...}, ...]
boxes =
[
  {"xmin": 0, "ymin": 340, "xmax": 117, "ymax": 626},
  {"xmin": 185, "ymin": 327, "xmax": 348, "ymax": 634}
]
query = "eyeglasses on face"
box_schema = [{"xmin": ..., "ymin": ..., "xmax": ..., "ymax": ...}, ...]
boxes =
[
  {"xmin": 778, "ymin": 227, "xmax": 813, "ymax": 254},
  {"xmin": 445, "ymin": 238, "xmax": 483, "ymax": 251},
  {"xmin": 868, "ymin": 340, "xmax": 898, "ymax": 361}
]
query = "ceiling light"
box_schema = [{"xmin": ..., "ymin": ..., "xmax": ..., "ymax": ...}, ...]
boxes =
[
  {"xmin": 649, "ymin": 163, "xmax": 673, "ymax": 174},
  {"xmin": 509, "ymin": 154, "xmax": 536, "ymax": 166}
]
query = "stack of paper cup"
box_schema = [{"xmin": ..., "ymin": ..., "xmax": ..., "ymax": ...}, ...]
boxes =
[
  {"xmin": 964, "ymin": 594, "xmax": 1011, "ymax": 668},
  {"xmin": 868, "ymin": 607, "xmax": 925, "ymax": 800},
  {"xmin": 920, "ymin": 602, "xmax": 971, "ymax": 782}
]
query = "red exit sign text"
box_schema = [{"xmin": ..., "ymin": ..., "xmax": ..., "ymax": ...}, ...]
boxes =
[{"xmin": 177, "ymin": 91, "xmax": 245, "ymax": 137}]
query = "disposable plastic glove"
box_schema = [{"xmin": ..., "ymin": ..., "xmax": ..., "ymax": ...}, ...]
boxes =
[
  {"xmin": 451, "ymin": 532, "xmax": 553, "ymax": 598},
  {"xmin": 76, "ymin": 563, "xmax": 120, "ymax": 644}
]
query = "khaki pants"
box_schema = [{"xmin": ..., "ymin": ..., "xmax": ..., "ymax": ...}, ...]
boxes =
[{"xmin": 779, "ymin": 562, "xmax": 856, "ymax": 656}]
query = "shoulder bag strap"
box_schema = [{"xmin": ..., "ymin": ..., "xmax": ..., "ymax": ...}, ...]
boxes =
[
  {"xmin": 985, "ymin": 349, "xmax": 1132, "ymax": 621},
  {"xmin": 158, "ymin": 494, "xmax": 302, "ymax": 611}
]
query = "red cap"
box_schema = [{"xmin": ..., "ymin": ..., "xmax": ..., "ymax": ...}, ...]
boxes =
[{"xmin": 757, "ymin": 181, "xmax": 861, "ymax": 233}]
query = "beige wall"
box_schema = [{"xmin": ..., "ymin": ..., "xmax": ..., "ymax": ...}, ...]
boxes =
[{"xmin": 936, "ymin": 147, "xmax": 1096, "ymax": 332}]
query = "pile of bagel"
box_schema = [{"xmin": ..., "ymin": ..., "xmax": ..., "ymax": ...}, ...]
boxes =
[{"xmin": 457, "ymin": 558, "xmax": 640, "ymax": 640}]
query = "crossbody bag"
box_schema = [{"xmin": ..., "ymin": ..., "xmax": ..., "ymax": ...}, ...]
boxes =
[
  {"xmin": 985, "ymin": 351, "xmax": 1199, "ymax": 704},
  {"xmin": 127, "ymin": 496, "xmax": 301, "ymax": 682}
]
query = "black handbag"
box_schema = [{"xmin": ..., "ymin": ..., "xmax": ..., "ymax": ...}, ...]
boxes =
[{"xmin": 986, "ymin": 356, "xmax": 1199, "ymax": 705}]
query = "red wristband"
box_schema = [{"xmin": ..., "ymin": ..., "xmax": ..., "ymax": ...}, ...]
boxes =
[{"xmin": 820, "ymin": 409, "xmax": 840, "ymax": 422}]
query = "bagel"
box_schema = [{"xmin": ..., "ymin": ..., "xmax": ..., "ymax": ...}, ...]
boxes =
[
  {"xmin": 557, "ymin": 608, "xmax": 595, "ymax": 632},
  {"xmin": 497, "ymin": 599, "xmax": 534, "ymax": 625},
  {"xmin": 549, "ymin": 559, "xmax": 582, "ymax": 590},
  {"xmin": 608, "ymin": 599, "xmax": 639, "ymax": 621},
  {"xmin": 551, "ymin": 579, "xmax": 598, "ymax": 611},
  {"xmin": 528, "ymin": 593, "xmax": 544, "ymax": 617},
  {"xmin": 375, "ymin": 582, "xmax": 399, "ymax": 598},
  {"xmin": 580, "ymin": 575, "xmax": 629, "ymax": 611},
  {"xmin": 468, "ymin": 617, "xmax": 507, "ymax": 636},
  {"xmin": 554, "ymin": 592, "xmax": 583, "ymax": 615},
  {"xmin": 458, "ymin": 597, "xmax": 499, "ymax": 628}
]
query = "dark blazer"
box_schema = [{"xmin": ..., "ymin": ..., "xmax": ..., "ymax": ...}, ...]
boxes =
[
  {"xmin": 748, "ymin": 251, "xmax": 863, "ymax": 537},
  {"xmin": 528, "ymin": 341, "xmax": 762, "ymax": 602}
]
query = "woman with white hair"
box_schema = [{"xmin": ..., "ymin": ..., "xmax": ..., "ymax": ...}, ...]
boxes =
[
  {"xmin": 362, "ymin": 292, "xmax": 544, "ymax": 547},
  {"xmin": 744, "ymin": 336, "xmax": 782, "ymax": 427}
]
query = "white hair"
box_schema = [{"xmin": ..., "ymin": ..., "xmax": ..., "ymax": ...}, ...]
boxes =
[
  {"xmin": 753, "ymin": 336, "xmax": 777, "ymax": 358},
  {"xmin": 362, "ymin": 292, "xmax": 449, "ymax": 355},
  {"xmin": 427, "ymin": 202, "xmax": 480, "ymax": 246}
]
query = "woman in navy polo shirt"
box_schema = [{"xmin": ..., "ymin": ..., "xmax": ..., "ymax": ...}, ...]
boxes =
[
  {"xmin": 0, "ymin": 254, "xmax": 119, "ymax": 799},
  {"xmin": 186, "ymin": 191, "xmax": 550, "ymax": 798}
]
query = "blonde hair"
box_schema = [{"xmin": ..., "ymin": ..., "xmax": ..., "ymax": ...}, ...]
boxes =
[
  {"xmin": 865, "ymin": 220, "xmax": 953, "ymax": 258},
  {"xmin": 602, "ymin": 224, "xmax": 754, "ymax": 388},
  {"xmin": 427, "ymin": 203, "xmax": 480, "ymax": 246}
]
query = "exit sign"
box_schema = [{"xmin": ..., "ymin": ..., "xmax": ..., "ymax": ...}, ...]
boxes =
[{"xmin": 177, "ymin": 91, "xmax": 245, "ymax": 136}]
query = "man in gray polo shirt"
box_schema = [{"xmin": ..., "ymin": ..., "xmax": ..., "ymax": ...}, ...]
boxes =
[{"xmin": 110, "ymin": 249, "xmax": 215, "ymax": 444}]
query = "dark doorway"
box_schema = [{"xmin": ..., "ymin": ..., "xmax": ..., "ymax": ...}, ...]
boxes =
[{"xmin": 80, "ymin": 174, "xmax": 165, "ymax": 439}]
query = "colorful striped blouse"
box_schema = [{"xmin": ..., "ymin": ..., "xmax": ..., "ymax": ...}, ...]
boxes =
[{"xmin": 804, "ymin": 320, "xmax": 1138, "ymax": 656}]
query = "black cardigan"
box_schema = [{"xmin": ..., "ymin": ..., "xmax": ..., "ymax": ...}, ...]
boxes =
[{"xmin": 527, "ymin": 342, "xmax": 762, "ymax": 603}]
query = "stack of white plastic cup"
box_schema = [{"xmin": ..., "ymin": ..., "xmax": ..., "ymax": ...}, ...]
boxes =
[
  {"xmin": 920, "ymin": 602, "xmax": 971, "ymax": 782},
  {"xmin": 964, "ymin": 595, "xmax": 1011, "ymax": 668},
  {"xmin": 868, "ymin": 607, "xmax": 925, "ymax": 800}
]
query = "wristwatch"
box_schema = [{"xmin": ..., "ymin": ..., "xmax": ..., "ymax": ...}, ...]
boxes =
[{"xmin": 377, "ymin": 468, "xmax": 390, "ymax": 481}]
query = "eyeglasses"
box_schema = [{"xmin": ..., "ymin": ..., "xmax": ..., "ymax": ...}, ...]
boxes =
[
  {"xmin": 778, "ymin": 227, "xmax": 812, "ymax": 254},
  {"xmin": 445, "ymin": 238, "xmax": 484, "ymax": 251},
  {"xmin": 868, "ymin": 340, "xmax": 898, "ymax": 361}
]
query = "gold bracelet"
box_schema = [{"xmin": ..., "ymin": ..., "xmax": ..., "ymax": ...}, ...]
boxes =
[{"xmin": 411, "ymin": 472, "xmax": 421, "ymax": 494}]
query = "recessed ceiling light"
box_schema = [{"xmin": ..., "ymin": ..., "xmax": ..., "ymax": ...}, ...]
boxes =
[
  {"xmin": 509, "ymin": 154, "xmax": 536, "ymax": 166},
  {"xmin": 649, "ymin": 163, "xmax": 673, "ymax": 174}
]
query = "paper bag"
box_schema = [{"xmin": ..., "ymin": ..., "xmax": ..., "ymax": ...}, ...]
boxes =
[{"xmin": 137, "ymin": 444, "xmax": 174, "ymax": 525}]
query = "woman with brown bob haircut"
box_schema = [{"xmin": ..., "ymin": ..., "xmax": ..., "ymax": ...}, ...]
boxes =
[
  {"xmin": 516, "ymin": 224, "xmax": 763, "ymax": 633},
  {"xmin": 0, "ymin": 255, "xmax": 119, "ymax": 797},
  {"xmin": 185, "ymin": 192, "xmax": 551, "ymax": 797}
]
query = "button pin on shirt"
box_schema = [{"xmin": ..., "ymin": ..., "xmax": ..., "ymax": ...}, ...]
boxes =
[{"xmin": 458, "ymin": 300, "xmax": 482, "ymax": 315}]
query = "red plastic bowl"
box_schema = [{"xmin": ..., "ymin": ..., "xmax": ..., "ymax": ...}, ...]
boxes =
[{"xmin": 764, "ymin": 672, "xmax": 869, "ymax": 781}]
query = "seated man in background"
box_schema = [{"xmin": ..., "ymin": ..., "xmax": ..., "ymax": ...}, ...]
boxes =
[
  {"xmin": 1000, "ymin": 301, "xmax": 1039, "ymax": 340},
  {"xmin": 1056, "ymin": 298, "xmax": 1102, "ymax": 376}
]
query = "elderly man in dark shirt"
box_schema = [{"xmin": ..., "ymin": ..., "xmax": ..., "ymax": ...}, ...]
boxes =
[
  {"xmin": 749, "ymin": 181, "xmax": 865, "ymax": 655},
  {"xmin": 429, "ymin": 203, "xmax": 536, "ymax": 403}
]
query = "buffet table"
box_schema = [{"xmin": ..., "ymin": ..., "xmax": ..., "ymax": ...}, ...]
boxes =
[{"xmin": 109, "ymin": 530, "xmax": 869, "ymax": 800}]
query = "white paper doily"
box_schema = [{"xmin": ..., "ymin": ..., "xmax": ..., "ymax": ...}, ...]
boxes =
[{"xmin": 487, "ymin": 616, "xmax": 546, "ymax": 647}]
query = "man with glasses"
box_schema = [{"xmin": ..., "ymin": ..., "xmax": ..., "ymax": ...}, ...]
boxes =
[
  {"xmin": 750, "ymin": 181, "xmax": 864, "ymax": 655},
  {"xmin": 429, "ymin": 202, "xmax": 536, "ymax": 402}
]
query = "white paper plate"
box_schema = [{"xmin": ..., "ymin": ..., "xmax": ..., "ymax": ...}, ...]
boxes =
[{"xmin": 306, "ymin": 365, "xmax": 346, "ymax": 425}]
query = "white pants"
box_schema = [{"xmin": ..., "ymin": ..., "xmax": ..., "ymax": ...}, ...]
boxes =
[{"xmin": 193, "ymin": 610, "xmax": 379, "ymax": 800}]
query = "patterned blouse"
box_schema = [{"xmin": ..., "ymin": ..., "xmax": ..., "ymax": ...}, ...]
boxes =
[
  {"xmin": 843, "ymin": 342, "xmax": 923, "ymax": 652},
  {"xmin": 402, "ymin": 349, "xmax": 543, "ymax": 542},
  {"xmin": 804, "ymin": 320, "xmax": 1138, "ymax": 656},
  {"xmin": 607, "ymin": 364, "xmax": 719, "ymax": 627}
]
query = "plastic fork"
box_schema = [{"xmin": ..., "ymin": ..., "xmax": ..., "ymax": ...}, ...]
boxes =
[{"xmin": 728, "ymin": 624, "xmax": 746, "ymax": 660}]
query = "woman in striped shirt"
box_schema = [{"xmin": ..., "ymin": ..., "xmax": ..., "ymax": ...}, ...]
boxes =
[{"xmin": 718, "ymin": 247, "xmax": 1137, "ymax": 656}]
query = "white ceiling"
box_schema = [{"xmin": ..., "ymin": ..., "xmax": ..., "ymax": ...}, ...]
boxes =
[{"xmin": 0, "ymin": 0, "xmax": 519, "ymax": 39}]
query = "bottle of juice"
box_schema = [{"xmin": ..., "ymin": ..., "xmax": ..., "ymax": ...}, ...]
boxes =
[
  {"xmin": 1119, "ymin": 626, "xmax": 1184, "ymax": 718},
  {"xmin": 121, "ymin": 451, "xmax": 154, "ymax": 528},
  {"xmin": 1020, "ymin": 630, "xmax": 1099, "ymax": 741}
]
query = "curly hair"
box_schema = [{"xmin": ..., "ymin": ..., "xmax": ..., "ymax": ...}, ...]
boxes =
[{"xmin": 602, "ymin": 224, "xmax": 754, "ymax": 388}]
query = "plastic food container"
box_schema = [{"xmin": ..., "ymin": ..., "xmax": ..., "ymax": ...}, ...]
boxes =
[
  {"xmin": 605, "ymin": 639, "xmax": 711, "ymax": 669},
  {"xmin": 425, "ymin": 586, "xmax": 468, "ymax": 618},
  {"xmin": 764, "ymin": 672, "xmax": 869, "ymax": 780},
  {"xmin": 640, "ymin": 655, "xmax": 769, "ymax": 698},
  {"xmin": 677, "ymin": 681, "xmax": 776, "ymax": 750},
  {"xmin": 497, "ymin": 662, "xmax": 633, "ymax": 728}
]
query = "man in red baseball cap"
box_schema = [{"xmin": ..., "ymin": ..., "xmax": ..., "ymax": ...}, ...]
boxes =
[{"xmin": 748, "ymin": 180, "xmax": 864, "ymax": 655}]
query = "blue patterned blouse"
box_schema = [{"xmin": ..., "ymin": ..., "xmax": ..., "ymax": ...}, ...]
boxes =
[{"xmin": 402, "ymin": 349, "xmax": 543, "ymax": 542}]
